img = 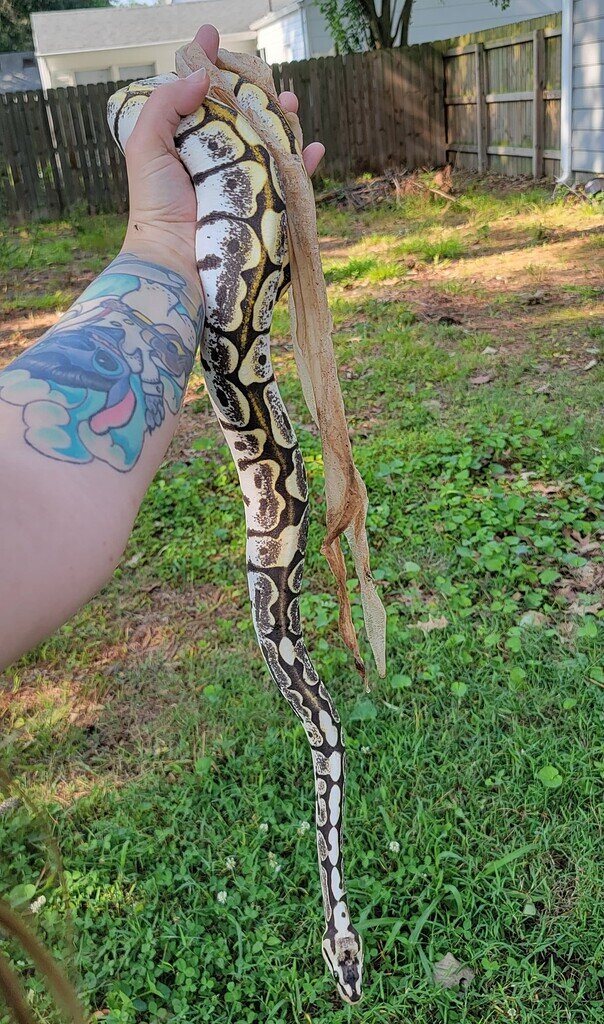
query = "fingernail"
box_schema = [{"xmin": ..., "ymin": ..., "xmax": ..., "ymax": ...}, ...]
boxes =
[{"xmin": 189, "ymin": 68, "xmax": 207, "ymax": 81}]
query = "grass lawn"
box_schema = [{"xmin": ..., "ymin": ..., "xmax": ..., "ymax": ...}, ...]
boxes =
[{"xmin": 1, "ymin": 175, "xmax": 604, "ymax": 1023}]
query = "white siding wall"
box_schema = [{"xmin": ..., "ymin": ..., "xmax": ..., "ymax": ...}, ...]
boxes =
[
  {"xmin": 256, "ymin": 9, "xmax": 307, "ymax": 64},
  {"xmin": 39, "ymin": 37, "xmax": 257, "ymax": 90},
  {"xmin": 407, "ymin": 0, "xmax": 562, "ymax": 43},
  {"xmin": 572, "ymin": 0, "xmax": 604, "ymax": 173},
  {"xmin": 306, "ymin": 3, "xmax": 335, "ymax": 56}
]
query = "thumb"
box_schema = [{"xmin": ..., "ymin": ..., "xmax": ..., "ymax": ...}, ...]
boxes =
[{"xmin": 127, "ymin": 69, "xmax": 209, "ymax": 160}]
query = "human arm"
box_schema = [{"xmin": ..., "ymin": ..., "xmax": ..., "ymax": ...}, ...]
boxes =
[{"xmin": 0, "ymin": 24, "xmax": 323, "ymax": 672}]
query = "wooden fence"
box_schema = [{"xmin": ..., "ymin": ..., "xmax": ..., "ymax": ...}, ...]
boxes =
[
  {"xmin": 0, "ymin": 19, "xmax": 564, "ymax": 222},
  {"xmin": 272, "ymin": 44, "xmax": 445, "ymax": 181},
  {"xmin": 0, "ymin": 45, "xmax": 445, "ymax": 221},
  {"xmin": 444, "ymin": 26, "xmax": 562, "ymax": 178},
  {"xmin": 0, "ymin": 81, "xmax": 130, "ymax": 221}
]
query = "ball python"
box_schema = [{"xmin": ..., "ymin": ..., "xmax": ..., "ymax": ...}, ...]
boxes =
[{"xmin": 108, "ymin": 50, "xmax": 385, "ymax": 1004}]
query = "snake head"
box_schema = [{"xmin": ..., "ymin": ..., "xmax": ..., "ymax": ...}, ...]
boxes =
[
  {"xmin": 322, "ymin": 929, "xmax": 363, "ymax": 1004},
  {"xmin": 107, "ymin": 75, "xmax": 175, "ymax": 152}
]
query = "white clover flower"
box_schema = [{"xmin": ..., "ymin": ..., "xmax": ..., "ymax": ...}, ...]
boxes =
[
  {"xmin": 216, "ymin": 890, "xmax": 227, "ymax": 904},
  {"xmin": 274, "ymin": 863, "xmax": 282, "ymax": 874},
  {"xmin": 361, "ymin": 746, "xmax": 371, "ymax": 755},
  {"xmin": 388, "ymin": 840, "xmax": 400, "ymax": 854},
  {"xmin": 268, "ymin": 851, "xmax": 277, "ymax": 864},
  {"xmin": 225, "ymin": 856, "xmax": 236, "ymax": 871},
  {"xmin": 297, "ymin": 821, "xmax": 311, "ymax": 836},
  {"xmin": 259, "ymin": 822, "xmax": 269, "ymax": 833},
  {"xmin": 29, "ymin": 895, "xmax": 46, "ymax": 914}
]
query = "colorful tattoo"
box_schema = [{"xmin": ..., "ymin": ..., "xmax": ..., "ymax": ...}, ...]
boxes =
[{"xmin": 0, "ymin": 254, "xmax": 204, "ymax": 472}]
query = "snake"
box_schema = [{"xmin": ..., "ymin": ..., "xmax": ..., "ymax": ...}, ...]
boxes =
[{"xmin": 108, "ymin": 63, "xmax": 365, "ymax": 1004}]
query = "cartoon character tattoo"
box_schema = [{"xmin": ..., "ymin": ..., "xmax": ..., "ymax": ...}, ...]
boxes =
[{"xmin": 0, "ymin": 255, "xmax": 204, "ymax": 471}]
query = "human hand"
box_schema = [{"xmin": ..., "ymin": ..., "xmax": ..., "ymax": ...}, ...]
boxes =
[{"xmin": 122, "ymin": 24, "xmax": 324, "ymax": 288}]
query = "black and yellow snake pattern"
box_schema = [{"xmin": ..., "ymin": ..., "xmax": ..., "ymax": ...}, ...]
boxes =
[{"xmin": 108, "ymin": 71, "xmax": 363, "ymax": 1003}]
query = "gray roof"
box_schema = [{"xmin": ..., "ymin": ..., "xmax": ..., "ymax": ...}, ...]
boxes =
[
  {"xmin": 0, "ymin": 51, "xmax": 42, "ymax": 93},
  {"xmin": 31, "ymin": 0, "xmax": 283, "ymax": 56}
]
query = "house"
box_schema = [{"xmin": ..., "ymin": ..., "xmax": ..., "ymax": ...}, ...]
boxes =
[
  {"xmin": 0, "ymin": 51, "xmax": 42, "ymax": 94},
  {"xmin": 252, "ymin": 1, "xmax": 334, "ymax": 65},
  {"xmin": 31, "ymin": 0, "xmax": 277, "ymax": 90},
  {"xmin": 560, "ymin": 0, "xmax": 603, "ymax": 177},
  {"xmin": 253, "ymin": 0, "xmax": 564, "ymax": 64}
]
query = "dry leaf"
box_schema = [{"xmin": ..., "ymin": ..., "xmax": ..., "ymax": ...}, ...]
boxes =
[
  {"xmin": 433, "ymin": 953, "xmax": 475, "ymax": 990},
  {"xmin": 583, "ymin": 359, "xmax": 598, "ymax": 371},
  {"xmin": 470, "ymin": 372, "xmax": 495, "ymax": 385},
  {"xmin": 411, "ymin": 615, "xmax": 449, "ymax": 633},
  {"xmin": 481, "ymin": 345, "xmax": 498, "ymax": 355},
  {"xmin": 519, "ymin": 611, "xmax": 548, "ymax": 628}
]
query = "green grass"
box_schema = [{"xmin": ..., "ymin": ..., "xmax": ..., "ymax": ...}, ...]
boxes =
[{"xmin": 1, "ymin": 180, "xmax": 604, "ymax": 1024}]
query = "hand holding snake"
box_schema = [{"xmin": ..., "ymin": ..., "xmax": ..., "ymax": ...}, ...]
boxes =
[{"xmin": 109, "ymin": 25, "xmax": 386, "ymax": 1003}]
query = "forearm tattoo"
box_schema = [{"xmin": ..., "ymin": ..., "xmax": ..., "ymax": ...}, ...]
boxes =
[{"xmin": 0, "ymin": 254, "xmax": 204, "ymax": 471}]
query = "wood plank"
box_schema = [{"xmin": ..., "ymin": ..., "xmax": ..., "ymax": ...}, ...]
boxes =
[
  {"xmin": 445, "ymin": 94, "xmax": 477, "ymax": 105},
  {"xmin": 533, "ymin": 29, "xmax": 545, "ymax": 177},
  {"xmin": 0, "ymin": 96, "xmax": 23, "ymax": 218},
  {"xmin": 30, "ymin": 90, "xmax": 61, "ymax": 217},
  {"xmin": 390, "ymin": 49, "xmax": 406, "ymax": 168},
  {"xmin": 12, "ymin": 94, "xmax": 39, "ymax": 215},
  {"xmin": 381, "ymin": 48, "xmax": 396, "ymax": 169},
  {"xmin": 483, "ymin": 32, "xmax": 534, "ymax": 50},
  {"xmin": 474, "ymin": 44, "xmax": 488, "ymax": 172},
  {"xmin": 66, "ymin": 85, "xmax": 94, "ymax": 210},
  {"xmin": 485, "ymin": 90, "xmax": 532, "ymax": 102},
  {"xmin": 432, "ymin": 46, "xmax": 447, "ymax": 166},
  {"xmin": 45, "ymin": 89, "xmax": 73, "ymax": 210}
]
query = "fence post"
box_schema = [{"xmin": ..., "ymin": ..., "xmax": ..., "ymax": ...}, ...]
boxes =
[
  {"xmin": 474, "ymin": 43, "xmax": 488, "ymax": 173},
  {"xmin": 532, "ymin": 28, "xmax": 545, "ymax": 177}
]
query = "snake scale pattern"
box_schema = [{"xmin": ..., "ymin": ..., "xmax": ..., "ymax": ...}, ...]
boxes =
[{"xmin": 109, "ymin": 68, "xmax": 364, "ymax": 1003}]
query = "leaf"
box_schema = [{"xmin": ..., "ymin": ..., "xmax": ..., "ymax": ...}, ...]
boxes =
[
  {"xmin": 349, "ymin": 699, "xmax": 378, "ymax": 722},
  {"xmin": 411, "ymin": 616, "xmax": 449, "ymax": 634},
  {"xmin": 403, "ymin": 561, "xmax": 421, "ymax": 576},
  {"xmin": 537, "ymin": 764, "xmax": 563, "ymax": 789},
  {"xmin": 481, "ymin": 842, "xmax": 538, "ymax": 876},
  {"xmin": 469, "ymin": 373, "xmax": 495, "ymax": 386},
  {"xmin": 391, "ymin": 673, "xmax": 413, "ymax": 689},
  {"xmin": 8, "ymin": 883, "xmax": 36, "ymax": 908},
  {"xmin": 450, "ymin": 681, "xmax": 468, "ymax": 697},
  {"xmin": 539, "ymin": 569, "xmax": 560, "ymax": 585},
  {"xmin": 433, "ymin": 952, "xmax": 475, "ymax": 990}
]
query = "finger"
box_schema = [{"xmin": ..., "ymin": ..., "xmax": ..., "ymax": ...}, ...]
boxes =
[
  {"xmin": 127, "ymin": 70, "xmax": 209, "ymax": 159},
  {"xmin": 278, "ymin": 90, "xmax": 299, "ymax": 115},
  {"xmin": 193, "ymin": 23, "xmax": 220, "ymax": 64},
  {"xmin": 303, "ymin": 141, "xmax": 325, "ymax": 177}
]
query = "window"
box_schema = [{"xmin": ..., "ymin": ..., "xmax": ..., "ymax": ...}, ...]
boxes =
[
  {"xmin": 22, "ymin": 57, "xmax": 36, "ymax": 69},
  {"xmin": 75, "ymin": 68, "xmax": 110, "ymax": 85},
  {"xmin": 119, "ymin": 63, "xmax": 155, "ymax": 81}
]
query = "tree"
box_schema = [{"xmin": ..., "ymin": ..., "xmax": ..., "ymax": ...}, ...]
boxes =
[
  {"xmin": 0, "ymin": 0, "xmax": 109, "ymax": 53},
  {"xmin": 315, "ymin": 0, "xmax": 510, "ymax": 52}
]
